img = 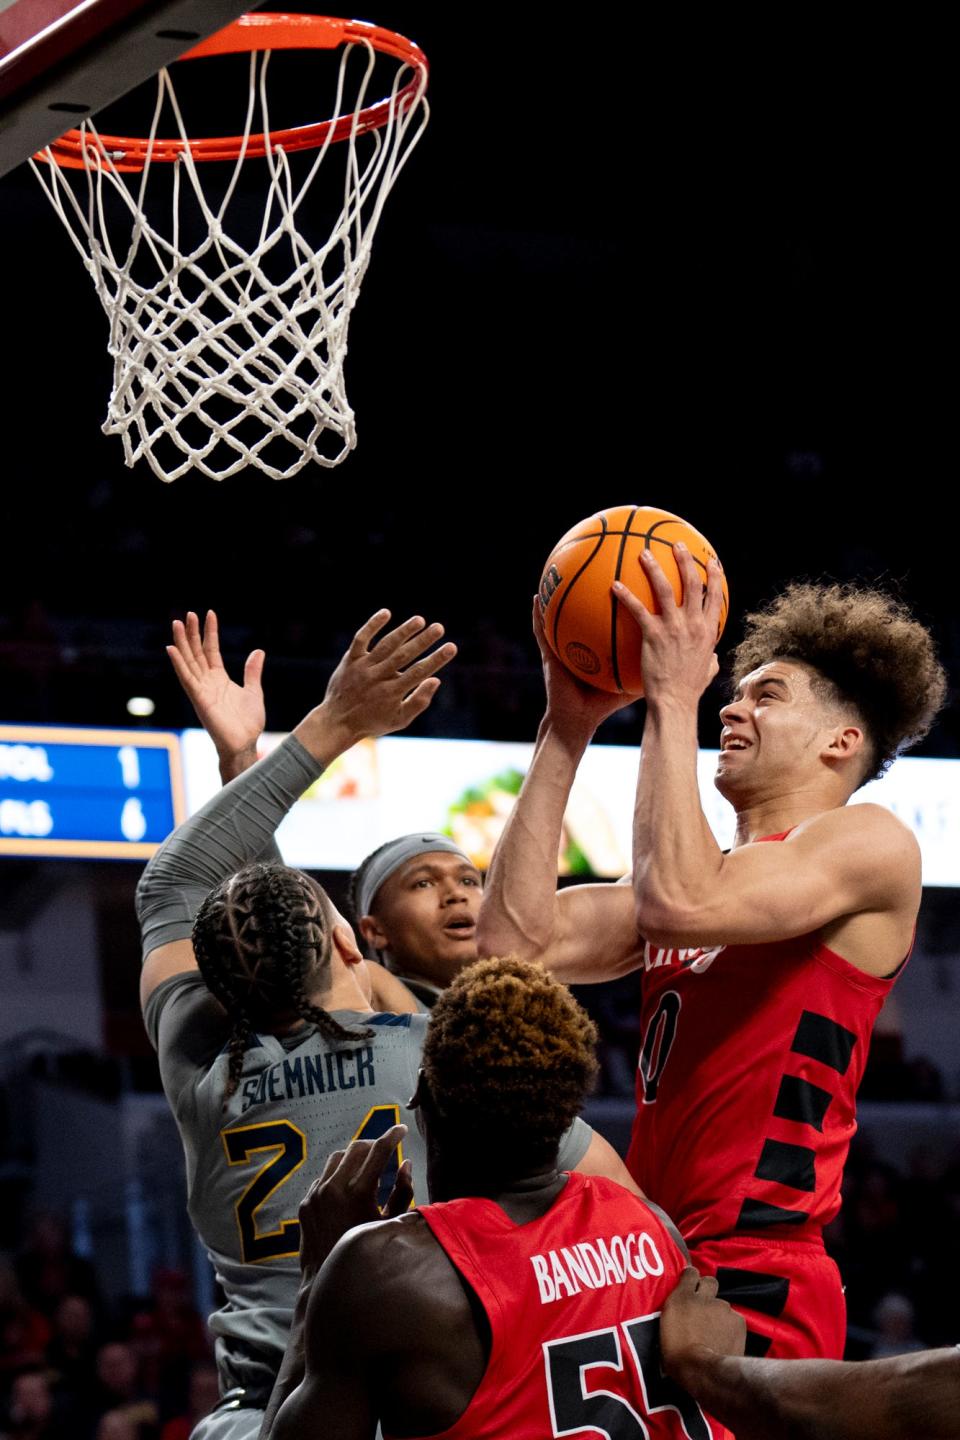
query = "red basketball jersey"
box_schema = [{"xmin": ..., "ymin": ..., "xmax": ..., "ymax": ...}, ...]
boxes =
[
  {"xmin": 387, "ymin": 1172, "xmax": 728, "ymax": 1440},
  {"xmin": 626, "ymin": 832, "xmax": 905, "ymax": 1246}
]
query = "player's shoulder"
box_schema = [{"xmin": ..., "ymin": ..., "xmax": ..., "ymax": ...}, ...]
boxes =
[
  {"xmin": 330, "ymin": 1211, "xmax": 431, "ymax": 1275},
  {"xmin": 569, "ymin": 1176, "xmax": 690, "ymax": 1269},
  {"xmin": 372, "ymin": 1007, "xmax": 431, "ymax": 1050},
  {"xmin": 578, "ymin": 1172, "xmax": 677, "ymax": 1223},
  {"xmin": 322, "ymin": 1214, "xmax": 453, "ymax": 1341},
  {"xmin": 791, "ymin": 802, "xmax": 920, "ymax": 861},
  {"xmin": 144, "ymin": 969, "xmax": 226, "ymax": 1052}
]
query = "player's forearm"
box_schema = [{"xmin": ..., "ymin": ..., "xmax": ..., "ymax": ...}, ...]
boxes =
[
  {"xmin": 216, "ymin": 746, "xmax": 283, "ymax": 872},
  {"xmin": 632, "ymin": 700, "xmax": 723, "ymax": 941},
  {"xmin": 477, "ymin": 717, "xmax": 588, "ymax": 961},
  {"xmin": 667, "ymin": 1349, "xmax": 818, "ymax": 1438},
  {"xmin": 136, "ymin": 735, "xmax": 322, "ymax": 958},
  {"xmin": 259, "ymin": 1286, "xmax": 311, "ymax": 1440},
  {"xmin": 669, "ymin": 1347, "xmax": 960, "ymax": 1440}
]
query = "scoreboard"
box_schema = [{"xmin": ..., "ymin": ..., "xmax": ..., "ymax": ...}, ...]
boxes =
[
  {"xmin": 0, "ymin": 726, "xmax": 185, "ymax": 859},
  {"xmin": 1, "ymin": 722, "xmax": 958, "ymax": 883}
]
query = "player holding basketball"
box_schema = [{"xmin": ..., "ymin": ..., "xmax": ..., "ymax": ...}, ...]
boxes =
[
  {"xmin": 478, "ymin": 554, "xmax": 947, "ymax": 1361},
  {"xmin": 261, "ymin": 957, "xmax": 739, "ymax": 1440}
]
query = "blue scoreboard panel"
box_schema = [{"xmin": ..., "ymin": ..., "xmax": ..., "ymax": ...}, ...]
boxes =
[{"xmin": 0, "ymin": 726, "xmax": 185, "ymax": 859}]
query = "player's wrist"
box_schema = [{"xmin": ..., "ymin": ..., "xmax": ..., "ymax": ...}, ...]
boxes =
[
  {"xmin": 661, "ymin": 1340, "xmax": 718, "ymax": 1388},
  {"xmin": 540, "ymin": 708, "xmax": 597, "ymax": 753},
  {"xmin": 295, "ymin": 702, "xmax": 362, "ymax": 763},
  {"xmin": 217, "ymin": 743, "xmax": 260, "ymax": 783},
  {"xmin": 642, "ymin": 689, "xmax": 701, "ymax": 725}
]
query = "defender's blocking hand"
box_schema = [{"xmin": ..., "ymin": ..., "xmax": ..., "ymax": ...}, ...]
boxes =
[
  {"xmin": 316, "ymin": 610, "xmax": 457, "ymax": 751},
  {"xmin": 167, "ymin": 610, "xmax": 265, "ymax": 773}
]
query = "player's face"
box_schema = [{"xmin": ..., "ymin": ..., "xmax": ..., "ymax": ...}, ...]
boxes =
[
  {"xmin": 715, "ymin": 660, "xmax": 852, "ymax": 800},
  {"xmin": 370, "ymin": 853, "xmax": 484, "ymax": 987}
]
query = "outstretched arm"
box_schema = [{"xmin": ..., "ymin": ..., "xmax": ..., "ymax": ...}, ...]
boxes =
[
  {"xmin": 661, "ymin": 1268, "xmax": 960, "ymax": 1440},
  {"xmin": 165, "ymin": 610, "xmax": 421, "ymax": 1017},
  {"xmin": 477, "ymin": 600, "xmax": 643, "ymax": 983},
  {"xmin": 138, "ymin": 610, "xmax": 456, "ymax": 1009}
]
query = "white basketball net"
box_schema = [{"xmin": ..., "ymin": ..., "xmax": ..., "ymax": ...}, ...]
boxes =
[{"xmin": 30, "ymin": 42, "xmax": 428, "ymax": 481}]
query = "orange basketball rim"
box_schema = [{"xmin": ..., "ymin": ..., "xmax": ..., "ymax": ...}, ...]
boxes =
[{"xmin": 42, "ymin": 13, "xmax": 429, "ymax": 171}]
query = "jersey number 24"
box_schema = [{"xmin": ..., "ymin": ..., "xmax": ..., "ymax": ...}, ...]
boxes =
[{"xmin": 221, "ymin": 1105, "xmax": 404, "ymax": 1263}]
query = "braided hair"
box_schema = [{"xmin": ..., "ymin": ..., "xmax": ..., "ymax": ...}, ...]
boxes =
[{"xmin": 192, "ymin": 862, "xmax": 373, "ymax": 1103}]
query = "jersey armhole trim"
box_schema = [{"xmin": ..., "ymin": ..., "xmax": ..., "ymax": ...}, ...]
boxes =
[{"xmin": 642, "ymin": 1199, "xmax": 690, "ymax": 1263}]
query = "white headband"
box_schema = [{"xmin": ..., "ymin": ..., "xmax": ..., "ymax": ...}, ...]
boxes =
[{"xmin": 357, "ymin": 833, "xmax": 472, "ymax": 917}]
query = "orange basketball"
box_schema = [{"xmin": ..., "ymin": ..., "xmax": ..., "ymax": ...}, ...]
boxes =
[{"xmin": 537, "ymin": 505, "xmax": 729, "ymax": 694}]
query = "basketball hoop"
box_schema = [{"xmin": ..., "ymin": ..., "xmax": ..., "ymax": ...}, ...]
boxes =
[{"xmin": 29, "ymin": 14, "xmax": 429, "ymax": 481}]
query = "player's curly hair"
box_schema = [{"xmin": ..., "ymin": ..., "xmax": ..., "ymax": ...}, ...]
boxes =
[
  {"xmin": 422, "ymin": 956, "xmax": 598, "ymax": 1173},
  {"xmin": 193, "ymin": 862, "xmax": 372, "ymax": 1104},
  {"xmin": 731, "ymin": 583, "xmax": 948, "ymax": 785}
]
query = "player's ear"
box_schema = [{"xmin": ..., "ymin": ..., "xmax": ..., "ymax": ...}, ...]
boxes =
[
  {"xmin": 824, "ymin": 724, "xmax": 865, "ymax": 770},
  {"xmin": 358, "ymin": 914, "xmax": 389, "ymax": 952},
  {"xmin": 331, "ymin": 921, "xmax": 365, "ymax": 967}
]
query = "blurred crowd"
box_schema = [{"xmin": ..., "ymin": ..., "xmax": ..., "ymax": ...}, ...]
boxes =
[
  {"xmin": 0, "ymin": 1217, "xmax": 214, "ymax": 1440},
  {"xmin": 827, "ymin": 1138, "xmax": 960, "ymax": 1357},
  {"xmin": 3, "ymin": 598, "xmax": 958, "ymax": 757}
]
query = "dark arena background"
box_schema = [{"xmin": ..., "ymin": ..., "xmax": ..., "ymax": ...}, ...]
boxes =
[{"xmin": 1, "ymin": 5, "xmax": 956, "ymax": 1435}]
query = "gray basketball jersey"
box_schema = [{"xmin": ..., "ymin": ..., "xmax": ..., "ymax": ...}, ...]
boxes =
[{"xmin": 144, "ymin": 972, "xmax": 427, "ymax": 1388}]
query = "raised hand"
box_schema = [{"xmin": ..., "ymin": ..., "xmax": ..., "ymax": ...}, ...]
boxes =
[
  {"xmin": 297, "ymin": 1124, "xmax": 413, "ymax": 1283},
  {"xmin": 533, "ymin": 597, "xmax": 635, "ymax": 743},
  {"xmin": 308, "ymin": 610, "xmax": 456, "ymax": 756},
  {"xmin": 167, "ymin": 610, "xmax": 265, "ymax": 777},
  {"xmin": 613, "ymin": 544, "xmax": 723, "ymax": 709}
]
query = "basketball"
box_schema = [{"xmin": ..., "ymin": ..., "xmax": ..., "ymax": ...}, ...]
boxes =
[{"xmin": 537, "ymin": 505, "xmax": 729, "ymax": 694}]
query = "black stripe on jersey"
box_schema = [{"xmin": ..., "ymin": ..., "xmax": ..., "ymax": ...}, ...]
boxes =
[
  {"xmin": 715, "ymin": 1268, "xmax": 790, "ymax": 1319},
  {"xmin": 791, "ymin": 1011, "xmax": 857, "ymax": 1075},
  {"xmin": 773, "ymin": 1074, "xmax": 833, "ymax": 1132},
  {"xmin": 736, "ymin": 1199, "xmax": 809, "ymax": 1230},
  {"xmin": 754, "ymin": 1139, "xmax": 816, "ymax": 1192},
  {"xmin": 367, "ymin": 1014, "xmax": 414, "ymax": 1027},
  {"xmin": 744, "ymin": 1330, "xmax": 774, "ymax": 1358}
]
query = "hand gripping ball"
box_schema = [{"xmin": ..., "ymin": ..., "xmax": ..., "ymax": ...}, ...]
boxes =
[{"xmin": 538, "ymin": 504, "xmax": 729, "ymax": 694}]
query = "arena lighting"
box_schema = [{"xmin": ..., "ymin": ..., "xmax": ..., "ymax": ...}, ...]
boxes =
[{"xmin": 126, "ymin": 697, "xmax": 156, "ymax": 718}]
